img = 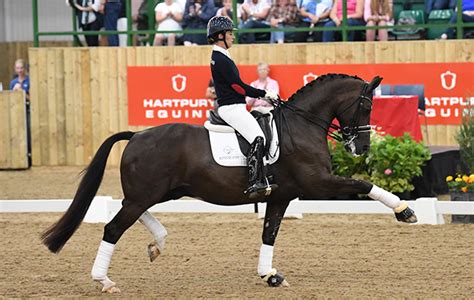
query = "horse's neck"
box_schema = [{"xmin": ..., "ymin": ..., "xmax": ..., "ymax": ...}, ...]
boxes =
[{"xmin": 290, "ymin": 82, "xmax": 340, "ymax": 127}]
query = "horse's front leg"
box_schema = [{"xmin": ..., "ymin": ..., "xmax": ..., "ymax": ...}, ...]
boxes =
[
  {"xmin": 258, "ymin": 200, "xmax": 291, "ymax": 287},
  {"xmin": 319, "ymin": 175, "xmax": 417, "ymax": 223}
]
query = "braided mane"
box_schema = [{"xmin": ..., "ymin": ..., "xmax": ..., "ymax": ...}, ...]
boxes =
[{"xmin": 287, "ymin": 73, "xmax": 364, "ymax": 102}]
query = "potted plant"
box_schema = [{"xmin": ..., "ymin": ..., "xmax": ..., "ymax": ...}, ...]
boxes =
[{"xmin": 330, "ymin": 132, "xmax": 431, "ymax": 198}]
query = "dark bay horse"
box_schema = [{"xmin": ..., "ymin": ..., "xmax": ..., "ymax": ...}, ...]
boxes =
[{"xmin": 42, "ymin": 74, "xmax": 417, "ymax": 293}]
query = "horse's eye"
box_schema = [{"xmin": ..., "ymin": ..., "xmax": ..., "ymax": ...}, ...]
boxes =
[{"xmin": 360, "ymin": 101, "xmax": 372, "ymax": 111}]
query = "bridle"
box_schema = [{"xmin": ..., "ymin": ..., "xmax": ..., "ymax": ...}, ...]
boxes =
[{"xmin": 271, "ymin": 81, "xmax": 373, "ymax": 148}]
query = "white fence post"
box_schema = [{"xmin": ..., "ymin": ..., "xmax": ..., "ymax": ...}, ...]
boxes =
[
  {"xmin": 84, "ymin": 196, "xmax": 113, "ymax": 223},
  {"xmin": 414, "ymin": 198, "xmax": 445, "ymax": 225}
]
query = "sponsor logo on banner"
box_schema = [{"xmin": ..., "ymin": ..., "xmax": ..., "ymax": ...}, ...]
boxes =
[
  {"xmin": 127, "ymin": 63, "xmax": 473, "ymax": 126},
  {"xmin": 303, "ymin": 73, "xmax": 318, "ymax": 85},
  {"xmin": 127, "ymin": 67, "xmax": 215, "ymax": 126},
  {"xmin": 172, "ymin": 74, "xmax": 186, "ymax": 92},
  {"xmin": 440, "ymin": 71, "xmax": 456, "ymax": 90}
]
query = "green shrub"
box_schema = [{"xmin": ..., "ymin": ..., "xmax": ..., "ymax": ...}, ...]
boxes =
[
  {"xmin": 456, "ymin": 115, "xmax": 474, "ymax": 173},
  {"xmin": 330, "ymin": 132, "xmax": 431, "ymax": 193}
]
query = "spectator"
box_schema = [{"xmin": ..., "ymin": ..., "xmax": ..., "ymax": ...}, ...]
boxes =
[
  {"xmin": 70, "ymin": 0, "xmax": 103, "ymax": 46},
  {"xmin": 118, "ymin": 0, "xmax": 128, "ymax": 46},
  {"xmin": 269, "ymin": 0, "xmax": 300, "ymax": 43},
  {"xmin": 322, "ymin": 0, "xmax": 365, "ymax": 42},
  {"xmin": 216, "ymin": 0, "xmax": 242, "ymax": 19},
  {"xmin": 364, "ymin": 0, "xmax": 392, "ymax": 41},
  {"xmin": 182, "ymin": 0, "xmax": 217, "ymax": 45},
  {"xmin": 441, "ymin": 0, "xmax": 474, "ymax": 39},
  {"xmin": 239, "ymin": 0, "xmax": 271, "ymax": 43},
  {"xmin": 9, "ymin": 59, "xmax": 31, "ymax": 167},
  {"xmin": 154, "ymin": 0, "xmax": 184, "ymax": 46},
  {"xmin": 206, "ymin": 79, "xmax": 217, "ymax": 100},
  {"xmin": 246, "ymin": 62, "xmax": 279, "ymax": 110},
  {"xmin": 295, "ymin": 0, "xmax": 333, "ymax": 42},
  {"xmin": 104, "ymin": 0, "xmax": 122, "ymax": 46},
  {"xmin": 9, "ymin": 59, "xmax": 30, "ymax": 100}
]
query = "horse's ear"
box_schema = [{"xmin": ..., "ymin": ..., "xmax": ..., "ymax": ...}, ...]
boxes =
[{"xmin": 368, "ymin": 76, "xmax": 383, "ymax": 91}]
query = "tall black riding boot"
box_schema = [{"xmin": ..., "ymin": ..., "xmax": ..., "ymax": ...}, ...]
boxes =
[{"xmin": 244, "ymin": 137, "xmax": 278, "ymax": 200}]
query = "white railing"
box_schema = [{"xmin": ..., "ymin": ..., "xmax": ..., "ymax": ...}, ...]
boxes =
[{"xmin": 1, "ymin": 197, "xmax": 473, "ymax": 225}]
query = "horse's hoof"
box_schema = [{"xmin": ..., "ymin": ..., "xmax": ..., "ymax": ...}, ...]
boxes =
[
  {"xmin": 147, "ymin": 241, "xmax": 161, "ymax": 262},
  {"xmin": 262, "ymin": 269, "xmax": 289, "ymax": 287},
  {"xmin": 394, "ymin": 202, "xmax": 417, "ymax": 223},
  {"xmin": 96, "ymin": 277, "xmax": 121, "ymax": 293},
  {"xmin": 103, "ymin": 286, "xmax": 121, "ymax": 293}
]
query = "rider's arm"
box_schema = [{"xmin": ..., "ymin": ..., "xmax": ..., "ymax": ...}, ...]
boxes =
[{"xmin": 224, "ymin": 62, "xmax": 266, "ymax": 98}]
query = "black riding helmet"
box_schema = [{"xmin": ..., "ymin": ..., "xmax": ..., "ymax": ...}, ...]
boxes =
[{"xmin": 207, "ymin": 16, "xmax": 234, "ymax": 45}]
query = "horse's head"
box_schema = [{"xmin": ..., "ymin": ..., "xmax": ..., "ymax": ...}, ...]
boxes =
[{"xmin": 335, "ymin": 76, "xmax": 383, "ymax": 156}]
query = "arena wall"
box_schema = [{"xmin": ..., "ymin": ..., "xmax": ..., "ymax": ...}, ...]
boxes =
[
  {"xmin": 27, "ymin": 40, "xmax": 473, "ymax": 166},
  {"xmin": 0, "ymin": 91, "xmax": 28, "ymax": 169}
]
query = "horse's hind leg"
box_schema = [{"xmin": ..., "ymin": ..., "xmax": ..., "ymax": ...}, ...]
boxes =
[
  {"xmin": 91, "ymin": 199, "xmax": 148, "ymax": 293},
  {"xmin": 139, "ymin": 211, "xmax": 168, "ymax": 262}
]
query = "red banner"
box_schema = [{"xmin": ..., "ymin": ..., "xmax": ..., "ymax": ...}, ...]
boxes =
[
  {"xmin": 372, "ymin": 96, "xmax": 422, "ymax": 142},
  {"xmin": 127, "ymin": 62, "xmax": 473, "ymax": 126}
]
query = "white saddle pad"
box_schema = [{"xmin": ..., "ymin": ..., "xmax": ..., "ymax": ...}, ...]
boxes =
[{"xmin": 204, "ymin": 118, "xmax": 280, "ymax": 167}]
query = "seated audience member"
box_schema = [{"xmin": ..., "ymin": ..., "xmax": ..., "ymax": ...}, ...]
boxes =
[
  {"xmin": 239, "ymin": 0, "xmax": 271, "ymax": 43},
  {"xmin": 364, "ymin": 0, "xmax": 392, "ymax": 41},
  {"xmin": 269, "ymin": 0, "xmax": 300, "ymax": 43},
  {"xmin": 441, "ymin": 0, "xmax": 474, "ymax": 39},
  {"xmin": 322, "ymin": 0, "xmax": 365, "ymax": 42},
  {"xmin": 182, "ymin": 0, "xmax": 217, "ymax": 45},
  {"xmin": 154, "ymin": 0, "xmax": 184, "ymax": 46},
  {"xmin": 70, "ymin": 0, "xmax": 103, "ymax": 46},
  {"xmin": 216, "ymin": 0, "xmax": 242, "ymax": 19},
  {"xmin": 246, "ymin": 62, "xmax": 279, "ymax": 110},
  {"xmin": 295, "ymin": 0, "xmax": 333, "ymax": 42}
]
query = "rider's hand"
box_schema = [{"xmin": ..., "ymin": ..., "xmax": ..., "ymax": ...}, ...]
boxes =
[{"xmin": 264, "ymin": 89, "xmax": 279, "ymax": 101}]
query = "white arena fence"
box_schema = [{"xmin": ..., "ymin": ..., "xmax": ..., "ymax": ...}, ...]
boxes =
[{"xmin": 1, "ymin": 197, "xmax": 473, "ymax": 225}]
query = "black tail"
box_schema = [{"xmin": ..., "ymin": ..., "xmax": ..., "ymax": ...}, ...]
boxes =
[{"xmin": 41, "ymin": 131, "xmax": 135, "ymax": 253}]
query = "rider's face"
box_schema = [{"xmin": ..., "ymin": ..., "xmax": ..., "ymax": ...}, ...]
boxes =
[{"xmin": 225, "ymin": 31, "xmax": 234, "ymax": 48}]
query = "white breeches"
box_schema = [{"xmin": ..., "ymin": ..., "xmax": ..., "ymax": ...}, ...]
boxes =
[{"xmin": 218, "ymin": 103, "xmax": 266, "ymax": 145}]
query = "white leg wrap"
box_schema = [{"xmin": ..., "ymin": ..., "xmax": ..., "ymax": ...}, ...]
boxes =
[
  {"xmin": 368, "ymin": 184, "xmax": 401, "ymax": 209},
  {"xmin": 139, "ymin": 211, "xmax": 168, "ymax": 251},
  {"xmin": 257, "ymin": 244, "xmax": 274, "ymax": 276},
  {"xmin": 91, "ymin": 240, "xmax": 115, "ymax": 281}
]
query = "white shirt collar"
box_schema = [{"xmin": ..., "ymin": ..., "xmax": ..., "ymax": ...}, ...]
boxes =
[{"xmin": 213, "ymin": 45, "xmax": 231, "ymax": 59}]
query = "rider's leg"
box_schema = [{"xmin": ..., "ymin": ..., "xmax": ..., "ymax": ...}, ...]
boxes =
[
  {"xmin": 217, "ymin": 103, "xmax": 266, "ymax": 145},
  {"xmin": 218, "ymin": 104, "xmax": 278, "ymax": 198}
]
